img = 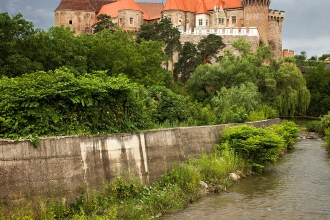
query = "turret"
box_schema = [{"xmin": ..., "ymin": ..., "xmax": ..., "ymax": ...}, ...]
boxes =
[
  {"xmin": 268, "ymin": 9, "xmax": 285, "ymax": 59},
  {"xmin": 241, "ymin": 0, "xmax": 270, "ymax": 43}
]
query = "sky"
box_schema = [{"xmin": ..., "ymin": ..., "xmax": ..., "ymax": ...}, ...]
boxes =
[{"xmin": 1, "ymin": 0, "xmax": 330, "ymax": 58}]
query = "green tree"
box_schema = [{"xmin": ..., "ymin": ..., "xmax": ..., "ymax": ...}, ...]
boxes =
[
  {"xmin": 197, "ymin": 34, "xmax": 226, "ymax": 64},
  {"xmin": 0, "ymin": 12, "xmax": 37, "ymax": 77},
  {"xmin": 93, "ymin": 14, "xmax": 116, "ymax": 34},
  {"xmin": 174, "ymin": 42, "xmax": 201, "ymax": 95},
  {"xmin": 87, "ymin": 29, "xmax": 168, "ymax": 86},
  {"xmin": 146, "ymin": 86, "xmax": 190, "ymax": 123},
  {"xmin": 137, "ymin": 17, "xmax": 181, "ymax": 86},
  {"xmin": 318, "ymin": 54, "xmax": 330, "ymax": 61},
  {"xmin": 31, "ymin": 26, "xmax": 89, "ymax": 74},
  {"xmin": 304, "ymin": 62, "xmax": 330, "ymax": 116},
  {"xmin": 211, "ymin": 83, "xmax": 259, "ymax": 123},
  {"xmin": 273, "ymin": 62, "xmax": 310, "ymax": 116}
]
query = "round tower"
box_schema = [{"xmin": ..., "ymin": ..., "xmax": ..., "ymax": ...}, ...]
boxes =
[
  {"xmin": 54, "ymin": 0, "xmax": 96, "ymax": 34},
  {"xmin": 241, "ymin": 0, "xmax": 270, "ymax": 43}
]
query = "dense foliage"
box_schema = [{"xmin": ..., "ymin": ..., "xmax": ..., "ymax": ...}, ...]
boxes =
[
  {"xmin": 0, "ymin": 68, "xmax": 152, "ymax": 140},
  {"xmin": 220, "ymin": 120, "xmax": 299, "ymax": 173},
  {"xmin": 304, "ymin": 63, "xmax": 330, "ymax": 116}
]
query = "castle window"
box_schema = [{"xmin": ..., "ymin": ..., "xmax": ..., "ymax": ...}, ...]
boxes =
[
  {"xmin": 206, "ymin": 19, "xmax": 208, "ymax": 26},
  {"xmin": 199, "ymin": 19, "xmax": 203, "ymax": 26},
  {"xmin": 119, "ymin": 18, "xmax": 122, "ymax": 25},
  {"xmin": 218, "ymin": 18, "xmax": 225, "ymax": 24},
  {"xmin": 69, "ymin": 20, "xmax": 72, "ymax": 25},
  {"xmin": 232, "ymin": 16, "xmax": 236, "ymax": 24},
  {"xmin": 129, "ymin": 17, "xmax": 133, "ymax": 24}
]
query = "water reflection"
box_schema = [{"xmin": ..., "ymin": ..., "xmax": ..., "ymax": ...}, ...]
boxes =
[{"xmin": 162, "ymin": 139, "xmax": 330, "ymax": 220}]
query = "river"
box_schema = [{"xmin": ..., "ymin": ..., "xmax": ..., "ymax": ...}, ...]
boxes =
[{"xmin": 162, "ymin": 138, "xmax": 330, "ymax": 220}]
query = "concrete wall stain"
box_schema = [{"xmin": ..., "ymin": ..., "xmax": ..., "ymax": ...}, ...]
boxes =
[{"xmin": 0, "ymin": 119, "xmax": 281, "ymax": 202}]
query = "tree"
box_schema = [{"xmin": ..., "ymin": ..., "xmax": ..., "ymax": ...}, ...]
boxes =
[
  {"xmin": 212, "ymin": 83, "xmax": 259, "ymax": 123},
  {"xmin": 87, "ymin": 29, "xmax": 168, "ymax": 86},
  {"xmin": 273, "ymin": 62, "xmax": 310, "ymax": 116},
  {"xmin": 0, "ymin": 12, "xmax": 37, "ymax": 77},
  {"xmin": 319, "ymin": 54, "xmax": 330, "ymax": 61},
  {"xmin": 197, "ymin": 34, "xmax": 226, "ymax": 64},
  {"xmin": 137, "ymin": 17, "xmax": 181, "ymax": 87},
  {"xmin": 174, "ymin": 42, "xmax": 201, "ymax": 95},
  {"xmin": 93, "ymin": 14, "xmax": 116, "ymax": 34},
  {"xmin": 304, "ymin": 63, "xmax": 330, "ymax": 116}
]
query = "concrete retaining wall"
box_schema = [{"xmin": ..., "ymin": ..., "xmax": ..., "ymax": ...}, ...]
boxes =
[{"xmin": 0, "ymin": 119, "xmax": 281, "ymax": 202}]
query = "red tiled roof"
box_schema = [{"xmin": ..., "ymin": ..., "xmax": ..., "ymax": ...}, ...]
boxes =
[
  {"xmin": 164, "ymin": 0, "xmax": 185, "ymax": 11},
  {"xmin": 223, "ymin": 0, "xmax": 242, "ymax": 8},
  {"xmin": 137, "ymin": 2, "xmax": 164, "ymax": 19},
  {"xmin": 164, "ymin": 0, "xmax": 242, "ymax": 12},
  {"xmin": 56, "ymin": 0, "xmax": 95, "ymax": 11},
  {"xmin": 196, "ymin": 0, "xmax": 208, "ymax": 14},
  {"xmin": 98, "ymin": 0, "xmax": 152, "ymax": 20}
]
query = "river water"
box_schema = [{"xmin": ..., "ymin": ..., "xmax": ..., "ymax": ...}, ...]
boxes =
[{"xmin": 162, "ymin": 138, "xmax": 330, "ymax": 220}]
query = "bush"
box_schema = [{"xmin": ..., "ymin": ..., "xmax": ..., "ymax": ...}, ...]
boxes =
[
  {"xmin": 306, "ymin": 120, "xmax": 323, "ymax": 134},
  {"xmin": 267, "ymin": 120, "xmax": 299, "ymax": 149},
  {"xmin": 0, "ymin": 68, "xmax": 152, "ymax": 141},
  {"xmin": 321, "ymin": 111, "xmax": 330, "ymax": 130},
  {"xmin": 219, "ymin": 123, "xmax": 292, "ymax": 173},
  {"xmin": 146, "ymin": 85, "xmax": 191, "ymax": 124}
]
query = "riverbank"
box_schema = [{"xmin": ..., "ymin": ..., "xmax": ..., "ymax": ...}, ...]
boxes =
[
  {"xmin": 0, "ymin": 121, "xmax": 299, "ymax": 219},
  {"xmin": 162, "ymin": 138, "xmax": 330, "ymax": 220}
]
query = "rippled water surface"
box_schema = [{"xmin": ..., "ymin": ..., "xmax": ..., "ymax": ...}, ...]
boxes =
[{"xmin": 162, "ymin": 139, "xmax": 330, "ymax": 220}]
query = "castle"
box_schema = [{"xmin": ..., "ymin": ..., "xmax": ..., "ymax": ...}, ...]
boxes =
[{"xmin": 54, "ymin": 0, "xmax": 285, "ymax": 59}]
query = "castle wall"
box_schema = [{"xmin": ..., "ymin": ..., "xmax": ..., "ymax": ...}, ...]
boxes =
[
  {"xmin": 55, "ymin": 10, "xmax": 96, "ymax": 35},
  {"xmin": 226, "ymin": 9, "xmax": 244, "ymax": 28},
  {"xmin": 162, "ymin": 10, "xmax": 186, "ymax": 30},
  {"xmin": 185, "ymin": 12, "xmax": 196, "ymax": 31}
]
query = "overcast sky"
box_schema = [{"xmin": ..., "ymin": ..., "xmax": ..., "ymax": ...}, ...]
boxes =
[{"xmin": 1, "ymin": 0, "xmax": 329, "ymax": 58}]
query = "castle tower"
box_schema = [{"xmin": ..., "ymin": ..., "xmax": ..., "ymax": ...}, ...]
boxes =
[
  {"xmin": 55, "ymin": 0, "xmax": 96, "ymax": 34},
  {"xmin": 241, "ymin": 0, "xmax": 270, "ymax": 43},
  {"xmin": 118, "ymin": 0, "xmax": 144, "ymax": 31},
  {"xmin": 268, "ymin": 10, "xmax": 285, "ymax": 59}
]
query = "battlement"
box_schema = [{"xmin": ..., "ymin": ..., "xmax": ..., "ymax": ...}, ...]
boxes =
[
  {"xmin": 269, "ymin": 9, "xmax": 285, "ymax": 21},
  {"xmin": 178, "ymin": 27, "xmax": 260, "ymax": 38},
  {"xmin": 283, "ymin": 49, "xmax": 295, "ymax": 58}
]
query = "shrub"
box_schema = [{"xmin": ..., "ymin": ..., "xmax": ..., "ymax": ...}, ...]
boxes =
[
  {"xmin": 267, "ymin": 120, "xmax": 299, "ymax": 149},
  {"xmin": 0, "ymin": 68, "xmax": 152, "ymax": 141},
  {"xmin": 321, "ymin": 111, "xmax": 330, "ymax": 131},
  {"xmin": 220, "ymin": 124, "xmax": 287, "ymax": 173},
  {"xmin": 146, "ymin": 85, "xmax": 191, "ymax": 124},
  {"xmin": 306, "ymin": 120, "xmax": 323, "ymax": 134}
]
